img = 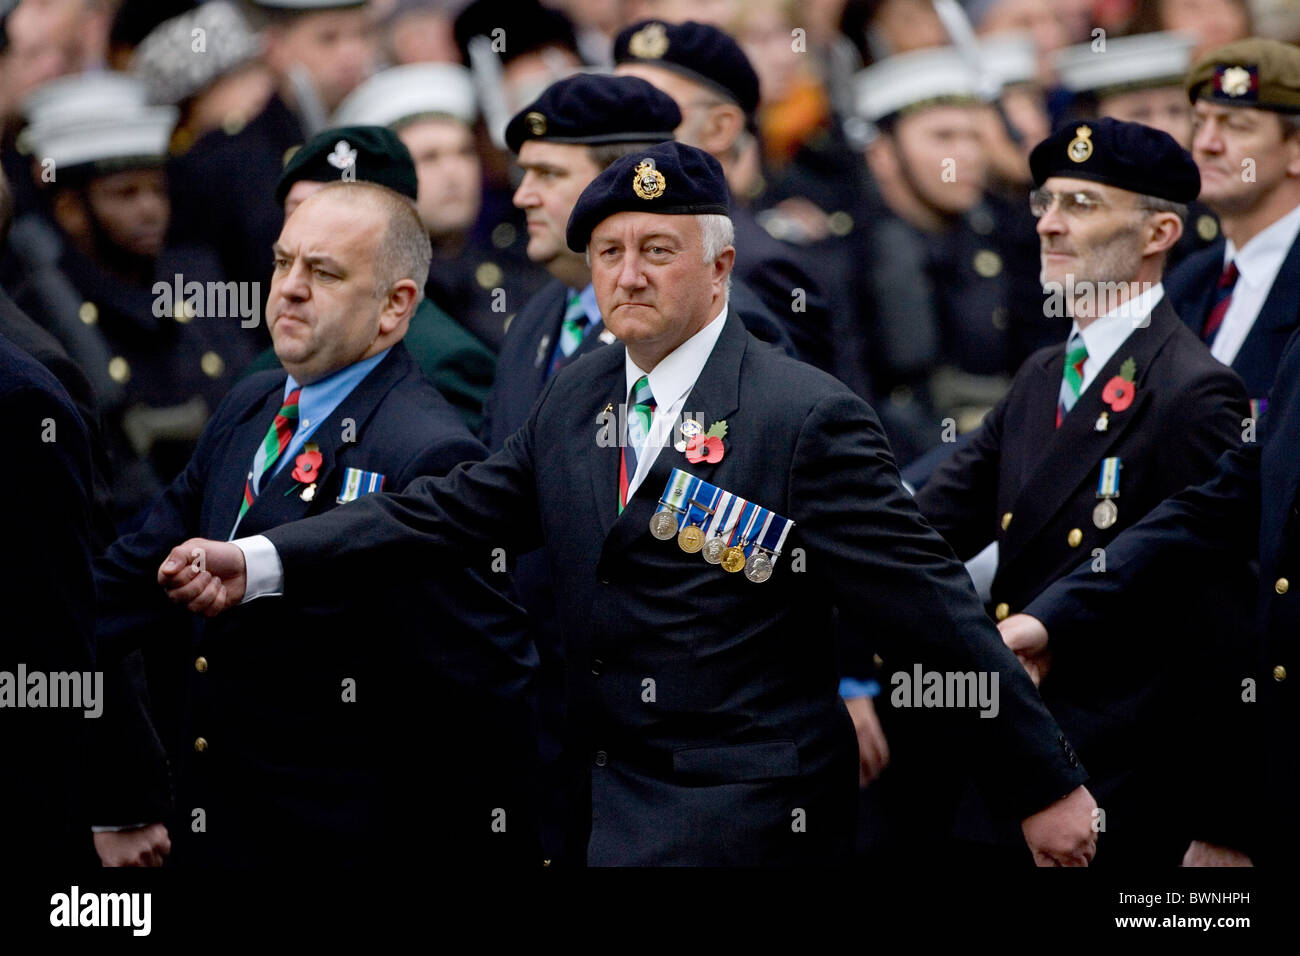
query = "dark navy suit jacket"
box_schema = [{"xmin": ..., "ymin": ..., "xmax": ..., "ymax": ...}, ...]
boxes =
[
  {"xmin": 1166, "ymin": 231, "xmax": 1300, "ymax": 401},
  {"xmin": 94, "ymin": 343, "xmax": 540, "ymax": 866}
]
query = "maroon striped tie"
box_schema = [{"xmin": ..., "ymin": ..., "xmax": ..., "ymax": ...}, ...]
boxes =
[{"xmin": 1201, "ymin": 261, "xmax": 1239, "ymax": 346}]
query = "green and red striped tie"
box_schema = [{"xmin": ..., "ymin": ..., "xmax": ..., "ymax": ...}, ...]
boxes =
[
  {"xmin": 618, "ymin": 375, "xmax": 655, "ymax": 514},
  {"xmin": 237, "ymin": 386, "xmax": 302, "ymax": 522},
  {"xmin": 1056, "ymin": 334, "xmax": 1088, "ymax": 428}
]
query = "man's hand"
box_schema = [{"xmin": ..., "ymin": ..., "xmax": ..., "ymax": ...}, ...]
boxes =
[
  {"xmin": 844, "ymin": 695, "xmax": 890, "ymax": 786},
  {"xmin": 1183, "ymin": 840, "xmax": 1253, "ymax": 867},
  {"xmin": 1021, "ymin": 785, "xmax": 1098, "ymax": 866},
  {"xmin": 93, "ymin": 824, "xmax": 171, "ymax": 867},
  {"xmin": 158, "ymin": 538, "xmax": 246, "ymax": 616},
  {"xmin": 998, "ymin": 613, "xmax": 1052, "ymax": 686}
]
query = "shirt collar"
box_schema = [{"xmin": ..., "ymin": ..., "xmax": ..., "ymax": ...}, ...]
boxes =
[
  {"xmin": 576, "ymin": 283, "xmax": 602, "ymax": 328},
  {"xmin": 285, "ymin": 347, "xmax": 391, "ymax": 431},
  {"xmin": 624, "ymin": 303, "xmax": 729, "ymax": 406},
  {"xmin": 1224, "ymin": 202, "xmax": 1300, "ymax": 287},
  {"xmin": 1071, "ymin": 282, "xmax": 1163, "ymax": 366}
]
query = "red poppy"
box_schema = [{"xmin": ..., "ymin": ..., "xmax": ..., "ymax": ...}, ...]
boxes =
[
  {"xmin": 685, "ymin": 435, "xmax": 724, "ymax": 464},
  {"xmin": 292, "ymin": 448, "xmax": 323, "ymax": 483},
  {"xmin": 1102, "ymin": 376, "xmax": 1134, "ymax": 412}
]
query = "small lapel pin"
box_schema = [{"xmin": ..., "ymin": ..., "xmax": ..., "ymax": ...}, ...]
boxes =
[
  {"xmin": 301, "ymin": 482, "xmax": 316, "ymax": 502},
  {"xmin": 1095, "ymin": 411, "xmax": 1109, "ymax": 432}
]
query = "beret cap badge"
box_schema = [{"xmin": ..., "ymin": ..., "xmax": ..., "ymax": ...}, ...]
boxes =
[
  {"xmin": 1067, "ymin": 125, "xmax": 1093, "ymax": 163},
  {"xmin": 632, "ymin": 158, "xmax": 666, "ymax": 200},
  {"xmin": 327, "ymin": 140, "xmax": 357, "ymax": 170},
  {"xmin": 525, "ymin": 111, "xmax": 547, "ymax": 136},
  {"xmin": 1219, "ymin": 65, "xmax": 1253, "ymax": 97},
  {"xmin": 628, "ymin": 22, "xmax": 670, "ymax": 59}
]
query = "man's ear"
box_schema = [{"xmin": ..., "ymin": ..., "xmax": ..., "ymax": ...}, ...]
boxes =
[
  {"xmin": 1143, "ymin": 211, "xmax": 1183, "ymax": 257},
  {"xmin": 378, "ymin": 279, "xmax": 419, "ymax": 335},
  {"xmin": 1283, "ymin": 122, "xmax": 1300, "ymax": 177},
  {"xmin": 700, "ymin": 104, "xmax": 745, "ymax": 158},
  {"xmin": 864, "ymin": 136, "xmax": 897, "ymax": 183},
  {"xmin": 712, "ymin": 246, "xmax": 736, "ymax": 288}
]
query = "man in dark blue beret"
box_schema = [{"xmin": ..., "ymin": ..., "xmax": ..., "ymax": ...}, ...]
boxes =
[
  {"xmin": 485, "ymin": 72, "xmax": 793, "ymax": 861},
  {"xmin": 160, "ymin": 140, "xmax": 1103, "ymax": 868},
  {"xmin": 614, "ymin": 19, "xmax": 835, "ymax": 374},
  {"xmin": 898, "ymin": 116, "xmax": 1250, "ymax": 865}
]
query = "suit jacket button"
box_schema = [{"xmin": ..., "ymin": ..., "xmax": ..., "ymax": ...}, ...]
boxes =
[
  {"xmin": 1274, "ymin": 665, "xmax": 1287, "ymax": 682},
  {"xmin": 872, "ymin": 653, "xmax": 884, "ymax": 668},
  {"xmin": 1067, "ymin": 528, "xmax": 1083, "ymax": 548},
  {"xmin": 194, "ymin": 656, "xmax": 208, "ymax": 673},
  {"xmin": 591, "ymin": 658, "xmax": 603, "ymax": 675},
  {"xmin": 594, "ymin": 750, "xmax": 608, "ymax": 767},
  {"xmin": 1001, "ymin": 512, "xmax": 1012, "ymax": 530},
  {"xmin": 194, "ymin": 737, "xmax": 208, "ymax": 753},
  {"xmin": 1276, "ymin": 577, "xmax": 1289, "ymax": 595},
  {"xmin": 994, "ymin": 602, "xmax": 1010, "ymax": 621}
]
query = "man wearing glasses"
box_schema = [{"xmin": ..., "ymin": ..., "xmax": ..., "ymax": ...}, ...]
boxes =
[{"xmin": 907, "ymin": 117, "xmax": 1249, "ymax": 865}]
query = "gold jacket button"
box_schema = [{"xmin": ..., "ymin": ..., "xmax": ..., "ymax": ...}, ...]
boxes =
[
  {"xmin": 995, "ymin": 602, "xmax": 1010, "ymax": 621},
  {"xmin": 1275, "ymin": 577, "xmax": 1289, "ymax": 595},
  {"xmin": 79, "ymin": 301, "xmax": 98, "ymax": 325},
  {"xmin": 872, "ymin": 653, "xmax": 884, "ymax": 668},
  {"xmin": 194, "ymin": 737, "xmax": 208, "ymax": 752},
  {"xmin": 1273, "ymin": 665, "xmax": 1287, "ymax": 682},
  {"xmin": 108, "ymin": 356, "xmax": 130, "ymax": 383},
  {"xmin": 1001, "ymin": 512, "xmax": 1012, "ymax": 530},
  {"xmin": 1067, "ymin": 528, "xmax": 1083, "ymax": 547},
  {"xmin": 194, "ymin": 656, "xmax": 208, "ymax": 673},
  {"xmin": 201, "ymin": 351, "xmax": 225, "ymax": 378}
]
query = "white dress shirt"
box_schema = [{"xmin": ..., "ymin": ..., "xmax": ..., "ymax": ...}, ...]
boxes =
[
  {"xmin": 1211, "ymin": 202, "xmax": 1300, "ymax": 367},
  {"xmin": 623, "ymin": 303, "xmax": 728, "ymax": 500},
  {"xmin": 236, "ymin": 302, "xmax": 732, "ymax": 602},
  {"xmin": 1071, "ymin": 282, "xmax": 1164, "ymax": 396}
]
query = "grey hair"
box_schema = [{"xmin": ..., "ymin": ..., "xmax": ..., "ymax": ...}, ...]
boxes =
[
  {"xmin": 1135, "ymin": 194, "xmax": 1187, "ymax": 224},
  {"xmin": 312, "ymin": 180, "xmax": 431, "ymax": 306},
  {"xmin": 698, "ymin": 213, "xmax": 734, "ymax": 263}
]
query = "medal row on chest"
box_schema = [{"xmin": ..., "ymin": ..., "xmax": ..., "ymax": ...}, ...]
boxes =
[{"xmin": 648, "ymin": 469, "xmax": 794, "ymax": 583}]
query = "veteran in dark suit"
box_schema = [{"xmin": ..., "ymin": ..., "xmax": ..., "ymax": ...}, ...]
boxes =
[
  {"xmin": 909, "ymin": 119, "xmax": 1249, "ymax": 865},
  {"xmin": 1001, "ymin": 314, "xmax": 1300, "ymax": 865},
  {"xmin": 1163, "ymin": 39, "xmax": 1300, "ymax": 404},
  {"xmin": 95, "ymin": 182, "xmax": 539, "ymax": 867},
  {"xmin": 161, "ymin": 143, "xmax": 1100, "ymax": 867}
]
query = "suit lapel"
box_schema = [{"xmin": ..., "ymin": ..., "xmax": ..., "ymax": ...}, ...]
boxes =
[
  {"xmin": 1000, "ymin": 301, "xmax": 1176, "ymax": 566},
  {"xmin": 587, "ymin": 355, "xmax": 634, "ymax": 539},
  {"xmin": 598, "ymin": 315, "xmax": 747, "ymax": 558}
]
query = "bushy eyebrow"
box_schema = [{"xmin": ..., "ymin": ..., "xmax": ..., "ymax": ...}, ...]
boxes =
[{"xmin": 271, "ymin": 245, "xmax": 344, "ymax": 271}]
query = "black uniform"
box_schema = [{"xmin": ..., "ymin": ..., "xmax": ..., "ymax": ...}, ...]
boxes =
[
  {"xmin": 913, "ymin": 297, "xmax": 1248, "ymax": 863},
  {"xmin": 93, "ymin": 343, "xmax": 540, "ymax": 866}
]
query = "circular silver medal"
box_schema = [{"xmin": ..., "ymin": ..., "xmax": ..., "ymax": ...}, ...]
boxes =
[
  {"xmin": 744, "ymin": 551, "xmax": 774, "ymax": 583},
  {"xmin": 649, "ymin": 509, "xmax": 678, "ymax": 540},
  {"xmin": 1092, "ymin": 498, "xmax": 1118, "ymax": 530},
  {"xmin": 702, "ymin": 536, "xmax": 726, "ymax": 564}
]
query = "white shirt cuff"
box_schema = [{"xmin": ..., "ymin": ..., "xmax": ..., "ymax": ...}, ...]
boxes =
[{"xmin": 233, "ymin": 534, "xmax": 284, "ymax": 602}]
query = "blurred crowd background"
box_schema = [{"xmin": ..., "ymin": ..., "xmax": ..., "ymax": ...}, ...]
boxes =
[{"xmin": 1, "ymin": 0, "xmax": 1298, "ymax": 532}]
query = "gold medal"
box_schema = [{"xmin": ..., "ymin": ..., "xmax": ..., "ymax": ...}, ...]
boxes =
[
  {"xmin": 1092, "ymin": 498, "xmax": 1118, "ymax": 529},
  {"xmin": 649, "ymin": 509, "xmax": 678, "ymax": 540},
  {"xmin": 721, "ymin": 546, "xmax": 747, "ymax": 573},
  {"xmin": 678, "ymin": 524, "xmax": 705, "ymax": 553},
  {"xmin": 702, "ymin": 535, "xmax": 727, "ymax": 564},
  {"xmin": 744, "ymin": 550, "xmax": 774, "ymax": 583}
]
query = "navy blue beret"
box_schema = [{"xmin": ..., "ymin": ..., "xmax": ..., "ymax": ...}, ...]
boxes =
[
  {"xmin": 454, "ymin": 0, "xmax": 576, "ymax": 66},
  {"xmin": 1029, "ymin": 117, "xmax": 1200, "ymax": 203},
  {"xmin": 276, "ymin": 126, "xmax": 419, "ymax": 205},
  {"xmin": 614, "ymin": 19, "xmax": 760, "ymax": 116},
  {"xmin": 505, "ymin": 74, "xmax": 682, "ymax": 154},
  {"xmin": 566, "ymin": 142, "xmax": 730, "ymax": 252}
]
